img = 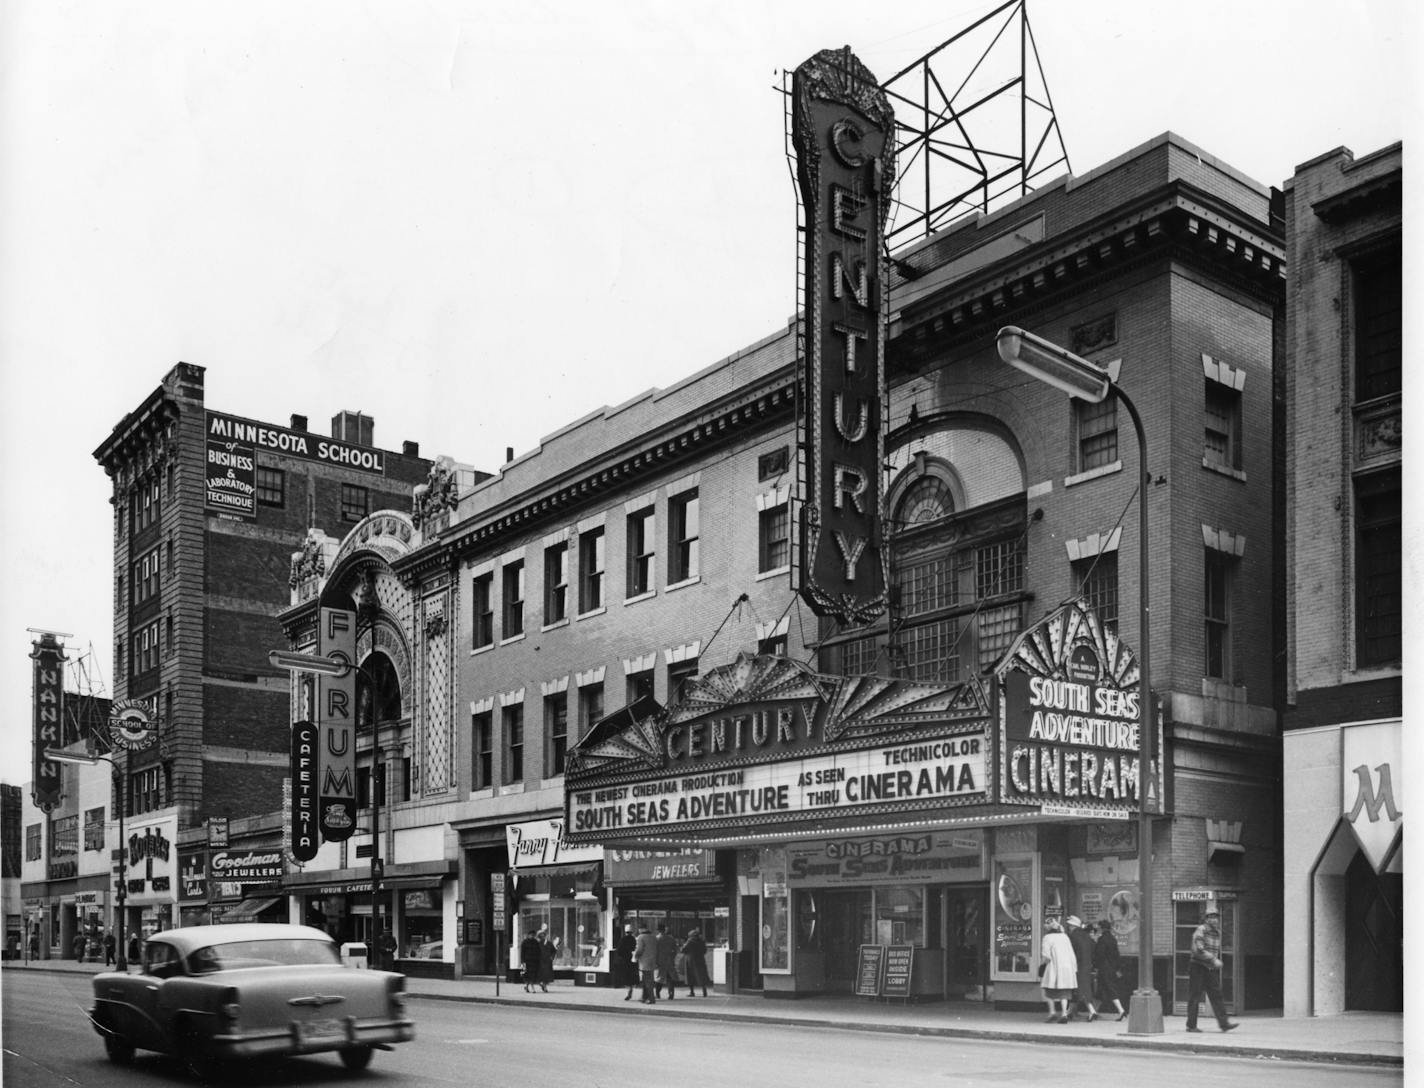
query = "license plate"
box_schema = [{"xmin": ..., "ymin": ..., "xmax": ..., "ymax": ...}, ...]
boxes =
[{"xmin": 296, "ymin": 1018, "xmax": 344, "ymax": 1041}]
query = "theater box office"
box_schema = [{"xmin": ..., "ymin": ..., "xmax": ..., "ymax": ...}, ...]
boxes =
[{"xmin": 564, "ymin": 604, "xmax": 1165, "ymax": 1006}]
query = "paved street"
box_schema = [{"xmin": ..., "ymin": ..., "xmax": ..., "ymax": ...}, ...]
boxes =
[{"xmin": 1, "ymin": 960, "xmax": 1403, "ymax": 1087}]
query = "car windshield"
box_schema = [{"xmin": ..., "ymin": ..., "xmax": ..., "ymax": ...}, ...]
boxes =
[{"xmin": 187, "ymin": 938, "xmax": 341, "ymax": 973}]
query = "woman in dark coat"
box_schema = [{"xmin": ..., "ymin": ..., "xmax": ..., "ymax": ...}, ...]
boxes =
[
  {"xmin": 615, "ymin": 924, "xmax": 638, "ymax": 1000},
  {"xmin": 1091, "ymin": 921, "xmax": 1128, "ymax": 1020},
  {"xmin": 680, "ymin": 928, "xmax": 710, "ymax": 997},
  {"xmin": 520, "ymin": 930, "xmax": 543, "ymax": 993}
]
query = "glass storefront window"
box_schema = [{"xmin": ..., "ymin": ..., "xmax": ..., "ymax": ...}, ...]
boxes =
[
  {"xmin": 874, "ymin": 885, "xmax": 925, "ymax": 946},
  {"xmin": 519, "ymin": 899, "xmax": 606, "ymax": 969},
  {"xmin": 761, "ymin": 888, "xmax": 790, "ymax": 973}
]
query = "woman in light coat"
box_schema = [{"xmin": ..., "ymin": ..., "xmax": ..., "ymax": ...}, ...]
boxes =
[{"xmin": 1039, "ymin": 917, "xmax": 1077, "ymax": 1023}]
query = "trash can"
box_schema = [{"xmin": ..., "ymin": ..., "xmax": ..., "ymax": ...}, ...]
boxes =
[{"xmin": 340, "ymin": 942, "xmax": 369, "ymax": 969}]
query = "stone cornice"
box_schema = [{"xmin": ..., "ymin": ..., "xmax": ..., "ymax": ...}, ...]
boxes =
[
  {"xmin": 889, "ymin": 181, "xmax": 1286, "ymax": 369},
  {"xmin": 395, "ymin": 367, "xmax": 798, "ymax": 583},
  {"xmin": 93, "ymin": 385, "xmax": 181, "ymax": 476}
]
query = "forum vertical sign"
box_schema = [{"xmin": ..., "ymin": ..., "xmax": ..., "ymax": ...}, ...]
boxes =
[
  {"xmin": 317, "ymin": 605, "xmax": 357, "ymax": 842},
  {"xmin": 792, "ymin": 47, "xmax": 895, "ymax": 626}
]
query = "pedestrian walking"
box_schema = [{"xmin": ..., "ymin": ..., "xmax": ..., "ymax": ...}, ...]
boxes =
[
  {"xmin": 520, "ymin": 929, "xmax": 543, "ymax": 993},
  {"xmin": 634, "ymin": 923, "xmax": 658, "ymax": 1004},
  {"xmin": 72, "ymin": 932, "xmax": 87, "ymax": 962},
  {"xmin": 680, "ymin": 928, "xmax": 710, "ymax": 997},
  {"xmin": 127, "ymin": 933, "xmax": 140, "ymax": 964},
  {"xmin": 1185, "ymin": 908, "xmax": 1238, "ymax": 1033},
  {"xmin": 537, "ymin": 928, "xmax": 555, "ymax": 992},
  {"xmin": 1064, "ymin": 915, "xmax": 1098, "ymax": 1021},
  {"xmin": 103, "ymin": 930, "xmax": 116, "ymax": 966},
  {"xmin": 615, "ymin": 923, "xmax": 638, "ymax": 1001},
  {"xmin": 1038, "ymin": 917, "xmax": 1076, "ymax": 1023},
  {"xmin": 1090, "ymin": 922, "xmax": 1127, "ymax": 1020},
  {"xmin": 654, "ymin": 923, "xmax": 679, "ymax": 1000}
]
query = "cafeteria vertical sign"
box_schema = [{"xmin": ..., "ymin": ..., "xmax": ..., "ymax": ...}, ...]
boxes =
[
  {"xmin": 205, "ymin": 411, "xmax": 256, "ymax": 520},
  {"xmin": 792, "ymin": 46, "xmax": 895, "ymax": 626}
]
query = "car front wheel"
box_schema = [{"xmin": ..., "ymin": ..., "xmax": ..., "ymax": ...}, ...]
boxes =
[{"xmin": 339, "ymin": 1045, "xmax": 374, "ymax": 1072}]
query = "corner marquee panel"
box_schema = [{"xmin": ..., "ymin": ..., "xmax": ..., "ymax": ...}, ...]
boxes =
[{"xmin": 792, "ymin": 47, "xmax": 896, "ymax": 626}]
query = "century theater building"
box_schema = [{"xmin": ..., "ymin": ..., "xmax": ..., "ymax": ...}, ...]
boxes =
[{"xmin": 557, "ymin": 124, "xmax": 1286, "ymax": 1013}]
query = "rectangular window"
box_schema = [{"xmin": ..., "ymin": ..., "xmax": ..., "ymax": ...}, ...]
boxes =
[
  {"xmin": 83, "ymin": 807, "xmax": 106, "ymax": 851},
  {"xmin": 1076, "ymin": 395, "xmax": 1118, "ymax": 471},
  {"xmin": 901, "ymin": 556, "xmax": 954, "ymax": 616},
  {"xmin": 1354, "ymin": 246, "xmax": 1402, "ymax": 402},
  {"xmin": 256, "ymin": 467, "xmax": 285, "ymax": 507},
  {"xmin": 130, "ymin": 477, "xmax": 161, "ymax": 534},
  {"xmin": 472, "ymin": 572, "xmax": 494, "ymax": 649},
  {"xmin": 544, "ymin": 543, "xmax": 568, "ymax": 625},
  {"xmin": 1355, "ymin": 469, "xmax": 1401, "ymax": 667},
  {"xmin": 669, "ymin": 489, "xmax": 700, "ymax": 583},
  {"xmin": 51, "ymin": 815, "xmax": 78, "ymax": 857},
  {"xmin": 838, "ymin": 635, "xmax": 879, "ymax": 676},
  {"xmin": 129, "ymin": 766, "xmax": 165, "ymax": 815},
  {"xmin": 627, "ymin": 669, "xmax": 654, "ymax": 706},
  {"xmin": 1204, "ymin": 382, "xmax": 1242, "ymax": 471},
  {"xmin": 900, "ymin": 619, "xmax": 961, "ymax": 683},
  {"xmin": 503, "ymin": 704, "xmax": 524, "ymax": 784},
  {"xmin": 626, "ymin": 507, "xmax": 654, "ymax": 597},
  {"xmin": 132, "ymin": 547, "xmax": 161, "ymax": 606},
  {"xmin": 668, "ymin": 660, "xmax": 699, "ymax": 705},
  {"xmin": 759, "ymin": 504, "xmax": 790, "ymax": 572},
  {"xmin": 758, "ymin": 633, "xmax": 789, "ymax": 657},
  {"xmin": 579, "ymin": 527, "xmax": 605, "ymax": 613},
  {"xmin": 1073, "ymin": 553, "xmax": 1119, "ymax": 632},
  {"xmin": 26, "ymin": 823, "xmax": 41, "ymax": 861},
  {"xmin": 502, "ymin": 560, "xmax": 525, "ymax": 639},
  {"xmin": 472, "ymin": 711, "xmax": 493, "ymax": 789},
  {"xmin": 976, "ymin": 603, "xmax": 1022, "ymax": 673},
  {"xmin": 340, "ymin": 484, "xmax": 369, "ymax": 523},
  {"xmin": 1205, "ymin": 550, "xmax": 1232, "ymax": 679},
  {"xmin": 579, "ymin": 683, "xmax": 604, "ymax": 738},
  {"xmin": 976, "ymin": 538, "xmax": 1025, "ymax": 599},
  {"xmin": 545, "ymin": 694, "xmax": 569, "ymax": 777}
]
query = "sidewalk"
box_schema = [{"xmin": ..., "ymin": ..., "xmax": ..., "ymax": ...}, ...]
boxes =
[{"xmin": 6, "ymin": 957, "xmax": 1403, "ymax": 1068}]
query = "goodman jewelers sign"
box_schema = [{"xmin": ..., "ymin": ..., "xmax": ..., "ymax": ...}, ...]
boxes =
[{"xmin": 569, "ymin": 734, "xmax": 986, "ymax": 837}]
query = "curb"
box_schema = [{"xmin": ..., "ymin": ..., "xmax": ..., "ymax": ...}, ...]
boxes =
[{"xmin": 407, "ymin": 991, "xmax": 1403, "ymax": 1068}]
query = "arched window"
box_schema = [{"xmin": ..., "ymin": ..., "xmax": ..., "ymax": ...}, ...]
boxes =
[
  {"xmin": 357, "ymin": 652, "xmax": 402, "ymax": 729},
  {"xmin": 896, "ymin": 475, "xmax": 955, "ymax": 525}
]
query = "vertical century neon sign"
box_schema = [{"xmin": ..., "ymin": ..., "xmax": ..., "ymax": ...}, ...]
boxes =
[{"xmin": 792, "ymin": 46, "xmax": 895, "ymax": 626}]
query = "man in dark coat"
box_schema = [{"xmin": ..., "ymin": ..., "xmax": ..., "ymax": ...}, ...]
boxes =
[
  {"xmin": 654, "ymin": 923, "xmax": 678, "ymax": 1000},
  {"xmin": 615, "ymin": 924, "xmax": 638, "ymax": 1001},
  {"xmin": 1064, "ymin": 915, "xmax": 1098, "ymax": 1021}
]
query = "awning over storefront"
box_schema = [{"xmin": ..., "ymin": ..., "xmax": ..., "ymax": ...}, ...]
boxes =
[
  {"xmin": 223, "ymin": 896, "xmax": 283, "ymax": 922},
  {"xmin": 510, "ymin": 862, "xmax": 602, "ymax": 900}
]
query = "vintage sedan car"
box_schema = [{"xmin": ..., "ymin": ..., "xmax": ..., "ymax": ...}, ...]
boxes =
[{"xmin": 89, "ymin": 923, "xmax": 414, "ymax": 1078}]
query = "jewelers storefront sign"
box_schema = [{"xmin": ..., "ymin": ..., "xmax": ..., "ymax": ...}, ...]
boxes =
[{"xmin": 569, "ymin": 734, "xmax": 986, "ymax": 836}]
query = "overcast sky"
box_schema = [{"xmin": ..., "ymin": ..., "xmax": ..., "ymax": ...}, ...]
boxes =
[{"xmin": 0, "ymin": 0, "xmax": 1410, "ymax": 785}]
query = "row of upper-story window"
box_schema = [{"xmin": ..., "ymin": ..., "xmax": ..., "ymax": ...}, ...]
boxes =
[
  {"xmin": 24, "ymin": 767, "xmax": 169, "ymax": 860},
  {"xmin": 116, "ymin": 463, "xmax": 371, "ymax": 539},
  {"xmin": 467, "ymin": 627, "xmax": 792, "ymax": 792},
  {"xmin": 470, "ymin": 452, "xmax": 792, "ymax": 650}
]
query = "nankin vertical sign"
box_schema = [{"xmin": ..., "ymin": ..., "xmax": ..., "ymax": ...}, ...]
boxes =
[
  {"xmin": 317, "ymin": 606, "xmax": 357, "ymax": 842},
  {"xmin": 792, "ymin": 47, "xmax": 895, "ymax": 626},
  {"xmin": 30, "ymin": 632, "xmax": 67, "ymax": 812}
]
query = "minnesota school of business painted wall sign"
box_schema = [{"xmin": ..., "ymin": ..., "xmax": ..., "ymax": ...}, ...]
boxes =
[
  {"xmin": 205, "ymin": 411, "xmax": 387, "ymax": 520},
  {"xmin": 792, "ymin": 47, "xmax": 895, "ymax": 626},
  {"xmin": 996, "ymin": 599, "xmax": 1162, "ymax": 818}
]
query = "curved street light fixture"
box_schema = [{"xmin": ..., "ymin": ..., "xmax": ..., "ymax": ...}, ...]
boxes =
[
  {"xmin": 45, "ymin": 748, "xmax": 130, "ymax": 972},
  {"xmin": 996, "ymin": 325, "xmax": 1163, "ymax": 1035}
]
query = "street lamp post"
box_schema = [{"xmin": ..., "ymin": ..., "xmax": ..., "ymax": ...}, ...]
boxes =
[
  {"xmin": 269, "ymin": 649, "xmax": 387, "ymax": 970},
  {"xmin": 996, "ymin": 325, "xmax": 1164, "ymax": 1035},
  {"xmin": 45, "ymin": 749, "xmax": 128, "ymax": 972}
]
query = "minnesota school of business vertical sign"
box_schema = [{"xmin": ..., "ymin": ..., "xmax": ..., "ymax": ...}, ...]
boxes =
[{"xmin": 792, "ymin": 47, "xmax": 895, "ymax": 626}]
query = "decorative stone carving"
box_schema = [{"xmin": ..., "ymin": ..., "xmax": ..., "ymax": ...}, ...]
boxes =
[{"xmin": 412, "ymin": 456, "xmax": 462, "ymax": 531}]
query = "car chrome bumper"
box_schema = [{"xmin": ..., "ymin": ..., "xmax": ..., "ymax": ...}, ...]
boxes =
[{"xmin": 212, "ymin": 1017, "xmax": 415, "ymax": 1058}]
